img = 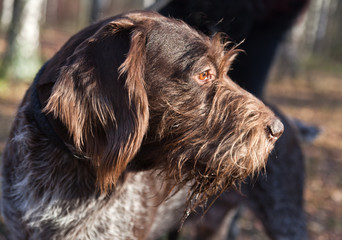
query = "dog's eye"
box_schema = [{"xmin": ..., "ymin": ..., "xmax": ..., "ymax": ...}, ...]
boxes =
[
  {"xmin": 195, "ymin": 70, "xmax": 215, "ymax": 85},
  {"xmin": 199, "ymin": 71, "xmax": 209, "ymax": 81}
]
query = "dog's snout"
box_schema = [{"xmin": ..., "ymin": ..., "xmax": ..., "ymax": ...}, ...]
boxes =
[{"xmin": 267, "ymin": 118, "xmax": 284, "ymax": 139}]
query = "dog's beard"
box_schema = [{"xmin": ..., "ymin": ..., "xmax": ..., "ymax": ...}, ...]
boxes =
[
  {"xmin": 162, "ymin": 130, "xmax": 273, "ymax": 225},
  {"xmin": 149, "ymin": 82, "xmax": 277, "ymax": 223}
]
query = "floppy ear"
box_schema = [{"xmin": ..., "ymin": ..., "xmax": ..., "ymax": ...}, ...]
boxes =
[{"xmin": 44, "ymin": 15, "xmax": 149, "ymax": 191}]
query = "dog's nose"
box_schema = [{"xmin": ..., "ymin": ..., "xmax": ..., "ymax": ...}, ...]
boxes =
[{"xmin": 267, "ymin": 118, "xmax": 284, "ymax": 139}]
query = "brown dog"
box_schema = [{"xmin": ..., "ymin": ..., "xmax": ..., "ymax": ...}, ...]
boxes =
[{"xmin": 1, "ymin": 11, "xmax": 283, "ymax": 239}]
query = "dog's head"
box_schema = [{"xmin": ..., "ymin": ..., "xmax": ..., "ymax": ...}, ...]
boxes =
[{"xmin": 42, "ymin": 11, "xmax": 282, "ymax": 202}]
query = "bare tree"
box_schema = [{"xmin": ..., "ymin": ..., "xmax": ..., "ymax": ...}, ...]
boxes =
[
  {"xmin": 90, "ymin": 0, "xmax": 101, "ymax": 23},
  {"xmin": 1, "ymin": 0, "xmax": 15, "ymax": 31},
  {"xmin": 0, "ymin": 0, "xmax": 45, "ymax": 81},
  {"xmin": 87, "ymin": 0, "xmax": 110, "ymax": 24}
]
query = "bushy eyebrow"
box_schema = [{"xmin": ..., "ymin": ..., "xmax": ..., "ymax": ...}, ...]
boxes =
[{"xmin": 191, "ymin": 57, "xmax": 217, "ymax": 77}]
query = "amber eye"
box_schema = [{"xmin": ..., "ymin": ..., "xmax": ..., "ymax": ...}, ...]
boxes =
[
  {"xmin": 199, "ymin": 71, "xmax": 209, "ymax": 81},
  {"xmin": 195, "ymin": 69, "xmax": 215, "ymax": 85}
]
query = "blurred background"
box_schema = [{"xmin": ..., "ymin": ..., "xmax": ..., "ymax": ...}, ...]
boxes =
[{"xmin": 0, "ymin": 0, "xmax": 341, "ymax": 239}]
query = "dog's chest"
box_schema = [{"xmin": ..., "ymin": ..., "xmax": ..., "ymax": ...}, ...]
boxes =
[
  {"xmin": 111, "ymin": 172, "xmax": 188, "ymax": 240},
  {"xmin": 75, "ymin": 172, "xmax": 187, "ymax": 240},
  {"xmin": 22, "ymin": 171, "xmax": 186, "ymax": 240}
]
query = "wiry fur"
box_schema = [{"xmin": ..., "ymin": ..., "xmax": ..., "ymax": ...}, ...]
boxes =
[
  {"xmin": 167, "ymin": 106, "xmax": 307, "ymax": 240},
  {"xmin": 1, "ymin": 11, "xmax": 282, "ymax": 239}
]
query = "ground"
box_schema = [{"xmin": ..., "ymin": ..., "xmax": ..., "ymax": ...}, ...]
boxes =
[
  {"xmin": 265, "ymin": 71, "xmax": 342, "ymax": 240},
  {"xmin": 235, "ymin": 70, "xmax": 342, "ymax": 240},
  {"xmin": 0, "ymin": 29, "xmax": 341, "ymax": 239}
]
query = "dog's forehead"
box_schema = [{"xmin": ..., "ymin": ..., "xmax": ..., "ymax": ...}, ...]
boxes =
[
  {"xmin": 144, "ymin": 19, "xmax": 213, "ymax": 72},
  {"xmin": 147, "ymin": 19, "xmax": 208, "ymax": 55}
]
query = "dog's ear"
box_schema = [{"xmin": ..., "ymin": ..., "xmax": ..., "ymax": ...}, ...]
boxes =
[{"xmin": 44, "ymin": 14, "xmax": 151, "ymax": 191}]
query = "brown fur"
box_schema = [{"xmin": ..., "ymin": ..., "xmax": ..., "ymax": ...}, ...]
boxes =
[{"xmin": 1, "ymin": 11, "xmax": 282, "ymax": 239}]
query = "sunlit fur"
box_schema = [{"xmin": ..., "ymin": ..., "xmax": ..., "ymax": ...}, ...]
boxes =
[
  {"xmin": 1, "ymin": 11, "xmax": 281, "ymax": 239},
  {"xmin": 142, "ymin": 33, "xmax": 277, "ymax": 212}
]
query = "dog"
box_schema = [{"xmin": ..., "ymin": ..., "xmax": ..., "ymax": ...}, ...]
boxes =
[
  {"xmin": 156, "ymin": 1, "xmax": 308, "ymax": 239},
  {"xmin": 1, "ymin": 11, "xmax": 283, "ymax": 239},
  {"xmin": 168, "ymin": 106, "xmax": 306, "ymax": 240}
]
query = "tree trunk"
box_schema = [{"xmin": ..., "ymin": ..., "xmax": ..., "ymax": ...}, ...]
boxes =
[
  {"xmin": 90, "ymin": 0, "xmax": 101, "ymax": 23},
  {"xmin": 1, "ymin": 0, "xmax": 15, "ymax": 31},
  {"xmin": 143, "ymin": 0, "xmax": 155, "ymax": 8},
  {"xmin": 0, "ymin": 0, "xmax": 45, "ymax": 81}
]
